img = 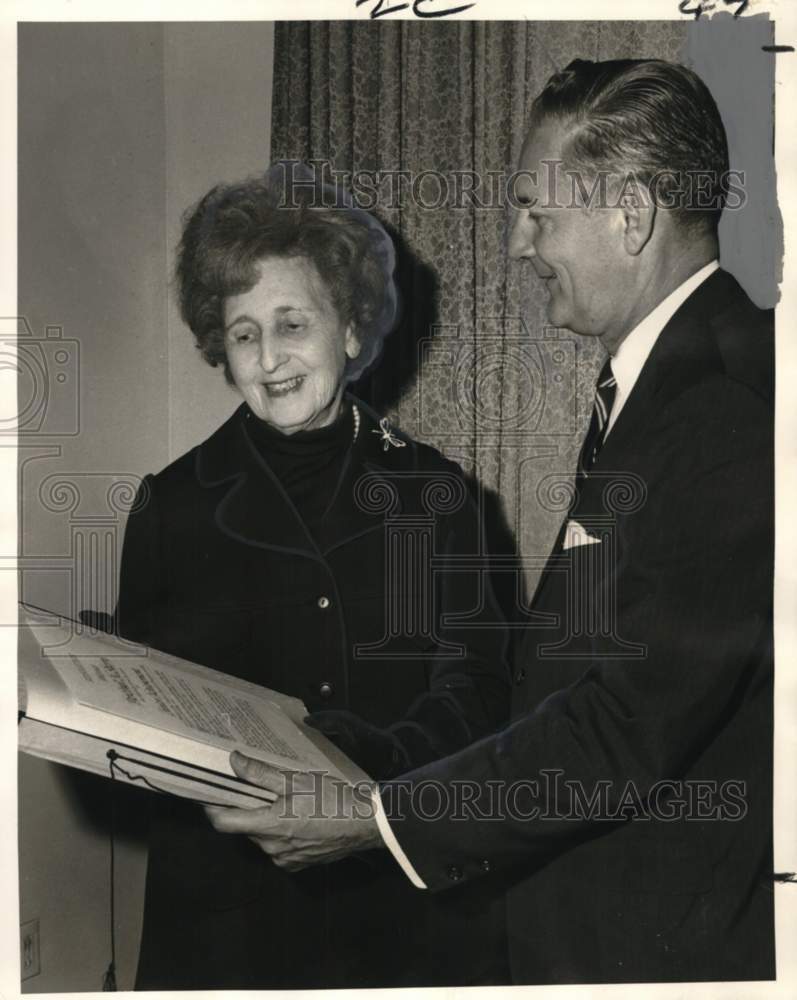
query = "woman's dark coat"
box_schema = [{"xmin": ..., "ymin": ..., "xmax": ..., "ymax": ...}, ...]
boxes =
[{"xmin": 117, "ymin": 399, "xmax": 511, "ymax": 990}]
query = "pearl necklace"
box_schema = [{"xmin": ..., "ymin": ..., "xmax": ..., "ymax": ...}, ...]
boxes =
[
  {"xmin": 352, "ymin": 402, "xmax": 361, "ymax": 443},
  {"xmin": 245, "ymin": 401, "xmax": 360, "ymax": 441}
]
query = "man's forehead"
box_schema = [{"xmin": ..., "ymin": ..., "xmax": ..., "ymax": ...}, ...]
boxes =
[
  {"xmin": 519, "ymin": 117, "xmax": 568, "ymax": 168},
  {"xmin": 515, "ymin": 119, "xmax": 571, "ymax": 201}
]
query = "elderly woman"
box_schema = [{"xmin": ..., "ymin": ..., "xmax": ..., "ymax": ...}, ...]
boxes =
[{"xmin": 116, "ymin": 166, "xmax": 510, "ymax": 990}]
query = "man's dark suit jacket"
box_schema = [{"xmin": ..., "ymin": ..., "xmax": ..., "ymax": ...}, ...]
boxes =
[
  {"xmin": 381, "ymin": 269, "xmax": 775, "ymax": 984},
  {"xmin": 116, "ymin": 399, "xmax": 510, "ymax": 990}
]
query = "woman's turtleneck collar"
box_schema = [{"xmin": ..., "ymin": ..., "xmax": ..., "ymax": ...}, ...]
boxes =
[
  {"xmin": 242, "ymin": 398, "xmax": 355, "ymax": 457},
  {"xmin": 240, "ymin": 399, "xmax": 356, "ymax": 530}
]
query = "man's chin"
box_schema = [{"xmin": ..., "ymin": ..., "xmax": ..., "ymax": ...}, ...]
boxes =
[
  {"xmin": 545, "ymin": 301, "xmax": 568, "ymax": 329},
  {"xmin": 546, "ymin": 297, "xmax": 592, "ymax": 335}
]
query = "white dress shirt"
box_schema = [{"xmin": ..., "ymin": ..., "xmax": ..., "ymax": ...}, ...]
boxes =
[
  {"xmin": 605, "ymin": 259, "xmax": 719, "ymax": 436},
  {"xmin": 373, "ymin": 258, "xmax": 720, "ymax": 889}
]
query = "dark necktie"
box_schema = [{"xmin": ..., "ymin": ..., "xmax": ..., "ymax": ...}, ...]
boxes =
[{"xmin": 576, "ymin": 357, "xmax": 617, "ymax": 481}]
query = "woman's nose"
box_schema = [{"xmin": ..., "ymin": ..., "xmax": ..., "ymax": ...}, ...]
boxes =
[{"xmin": 258, "ymin": 332, "xmax": 287, "ymax": 372}]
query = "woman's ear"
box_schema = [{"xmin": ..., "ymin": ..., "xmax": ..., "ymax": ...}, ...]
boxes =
[{"xmin": 345, "ymin": 324, "xmax": 362, "ymax": 360}]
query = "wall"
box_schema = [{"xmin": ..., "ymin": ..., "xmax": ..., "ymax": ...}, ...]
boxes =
[
  {"xmin": 17, "ymin": 22, "xmax": 274, "ymax": 991},
  {"xmin": 686, "ymin": 14, "xmax": 780, "ymax": 309},
  {"xmin": 164, "ymin": 22, "xmax": 275, "ymax": 459}
]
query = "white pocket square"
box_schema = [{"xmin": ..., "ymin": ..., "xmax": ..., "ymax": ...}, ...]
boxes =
[{"xmin": 562, "ymin": 520, "xmax": 602, "ymax": 551}]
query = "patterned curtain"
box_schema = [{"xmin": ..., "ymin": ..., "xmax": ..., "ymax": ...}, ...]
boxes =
[{"xmin": 271, "ymin": 21, "xmax": 686, "ymax": 608}]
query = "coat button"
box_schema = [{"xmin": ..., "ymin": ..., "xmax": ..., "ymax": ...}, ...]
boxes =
[
  {"xmin": 480, "ymin": 859, "xmax": 491, "ymax": 873},
  {"xmin": 317, "ymin": 596, "xmax": 331, "ymax": 609},
  {"xmin": 514, "ymin": 668, "xmax": 526, "ymax": 684},
  {"xmin": 319, "ymin": 682, "xmax": 334, "ymax": 700},
  {"xmin": 446, "ymin": 865, "xmax": 463, "ymax": 882}
]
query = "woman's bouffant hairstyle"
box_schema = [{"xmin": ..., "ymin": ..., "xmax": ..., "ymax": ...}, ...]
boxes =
[
  {"xmin": 176, "ymin": 163, "xmax": 399, "ymax": 384},
  {"xmin": 532, "ymin": 59, "xmax": 730, "ymax": 234}
]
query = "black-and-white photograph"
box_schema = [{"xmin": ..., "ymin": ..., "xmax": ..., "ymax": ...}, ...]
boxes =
[{"xmin": 4, "ymin": 0, "xmax": 796, "ymax": 995}]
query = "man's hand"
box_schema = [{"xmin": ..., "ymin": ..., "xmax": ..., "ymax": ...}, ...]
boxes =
[{"xmin": 204, "ymin": 751, "xmax": 384, "ymax": 871}]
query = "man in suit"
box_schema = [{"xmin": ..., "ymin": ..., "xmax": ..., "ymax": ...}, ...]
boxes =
[{"xmin": 207, "ymin": 59, "xmax": 775, "ymax": 983}]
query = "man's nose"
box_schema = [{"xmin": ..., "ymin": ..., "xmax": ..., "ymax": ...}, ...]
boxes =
[{"xmin": 507, "ymin": 212, "xmax": 537, "ymax": 261}]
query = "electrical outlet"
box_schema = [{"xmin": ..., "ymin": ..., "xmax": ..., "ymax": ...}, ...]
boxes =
[{"xmin": 20, "ymin": 918, "xmax": 40, "ymax": 981}]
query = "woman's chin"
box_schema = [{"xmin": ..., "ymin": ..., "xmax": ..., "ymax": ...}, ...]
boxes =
[
  {"xmin": 252, "ymin": 400, "xmax": 337, "ymax": 435},
  {"xmin": 263, "ymin": 410, "xmax": 309, "ymax": 434}
]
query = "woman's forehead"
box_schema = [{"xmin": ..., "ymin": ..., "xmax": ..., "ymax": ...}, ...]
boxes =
[{"xmin": 227, "ymin": 256, "xmax": 336, "ymax": 316}]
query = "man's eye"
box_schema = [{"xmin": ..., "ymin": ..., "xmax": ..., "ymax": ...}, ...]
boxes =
[{"xmin": 283, "ymin": 320, "xmax": 306, "ymax": 333}]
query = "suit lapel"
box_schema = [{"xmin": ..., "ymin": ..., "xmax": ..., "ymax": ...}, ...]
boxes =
[
  {"xmin": 593, "ymin": 268, "xmax": 729, "ymax": 477},
  {"xmin": 196, "ymin": 405, "xmax": 320, "ymax": 558},
  {"xmin": 194, "ymin": 399, "xmax": 411, "ymax": 559},
  {"xmin": 530, "ymin": 269, "xmax": 735, "ymax": 605},
  {"xmin": 315, "ymin": 399, "xmax": 415, "ymax": 555}
]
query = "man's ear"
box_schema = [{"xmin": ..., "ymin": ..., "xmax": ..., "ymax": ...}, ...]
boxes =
[
  {"xmin": 345, "ymin": 324, "xmax": 362, "ymax": 360},
  {"xmin": 618, "ymin": 178, "xmax": 655, "ymax": 255}
]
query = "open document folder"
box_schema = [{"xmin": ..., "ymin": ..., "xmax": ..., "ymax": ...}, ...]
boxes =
[{"xmin": 18, "ymin": 604, "xmax": 369, "ymax": 807}]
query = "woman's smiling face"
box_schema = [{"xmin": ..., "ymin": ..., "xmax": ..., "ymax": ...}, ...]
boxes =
[{"xmin": 224, "ymin": 256, "xmax": 361, "ymax": 434}]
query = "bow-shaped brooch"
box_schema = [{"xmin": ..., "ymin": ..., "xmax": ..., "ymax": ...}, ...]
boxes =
[{"xmin": 372, "ymin": 417, "xmax": 407, "ymax": 452}]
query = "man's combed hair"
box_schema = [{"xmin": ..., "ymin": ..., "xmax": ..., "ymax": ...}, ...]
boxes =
[
  {"xmin": 177, "ymin": 164, "xmax": 399, "ymax": 383},
  {"xmin": 532, "ymin": 59, "xmax": 730, "ymax": 232}
]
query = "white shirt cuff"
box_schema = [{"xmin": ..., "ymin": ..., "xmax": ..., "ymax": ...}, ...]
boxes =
[{"xmin": 371, "ymin": 786, "xmax": 427, "ymax": 889}]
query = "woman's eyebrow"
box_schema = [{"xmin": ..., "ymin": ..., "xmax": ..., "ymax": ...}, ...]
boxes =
[
  {"xmin": 224, "ymin": 314, "xmax": 260, "ymax": 333},
  {"xmin": 225, "ymin": 305, "xmax": 316, "ymax": 333}
]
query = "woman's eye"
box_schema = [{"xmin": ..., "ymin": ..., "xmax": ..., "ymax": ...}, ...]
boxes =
[{"xmin": 229, "ymin": 327, "xmax": 258, "ymax": 346}]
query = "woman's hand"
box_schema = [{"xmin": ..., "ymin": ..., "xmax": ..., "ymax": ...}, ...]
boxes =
[
  {"xmin": 305, "ymin": 710, "xmax": 410, "ymax": 779},
  {"xmin": 204, "ymin": 751, "xmax": 383, "ymax": 871}
]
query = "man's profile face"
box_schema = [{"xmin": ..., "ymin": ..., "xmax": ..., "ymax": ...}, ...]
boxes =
[{"xmin": 508, "ymin": 118, "xmax": 628, "ymax": 339}]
